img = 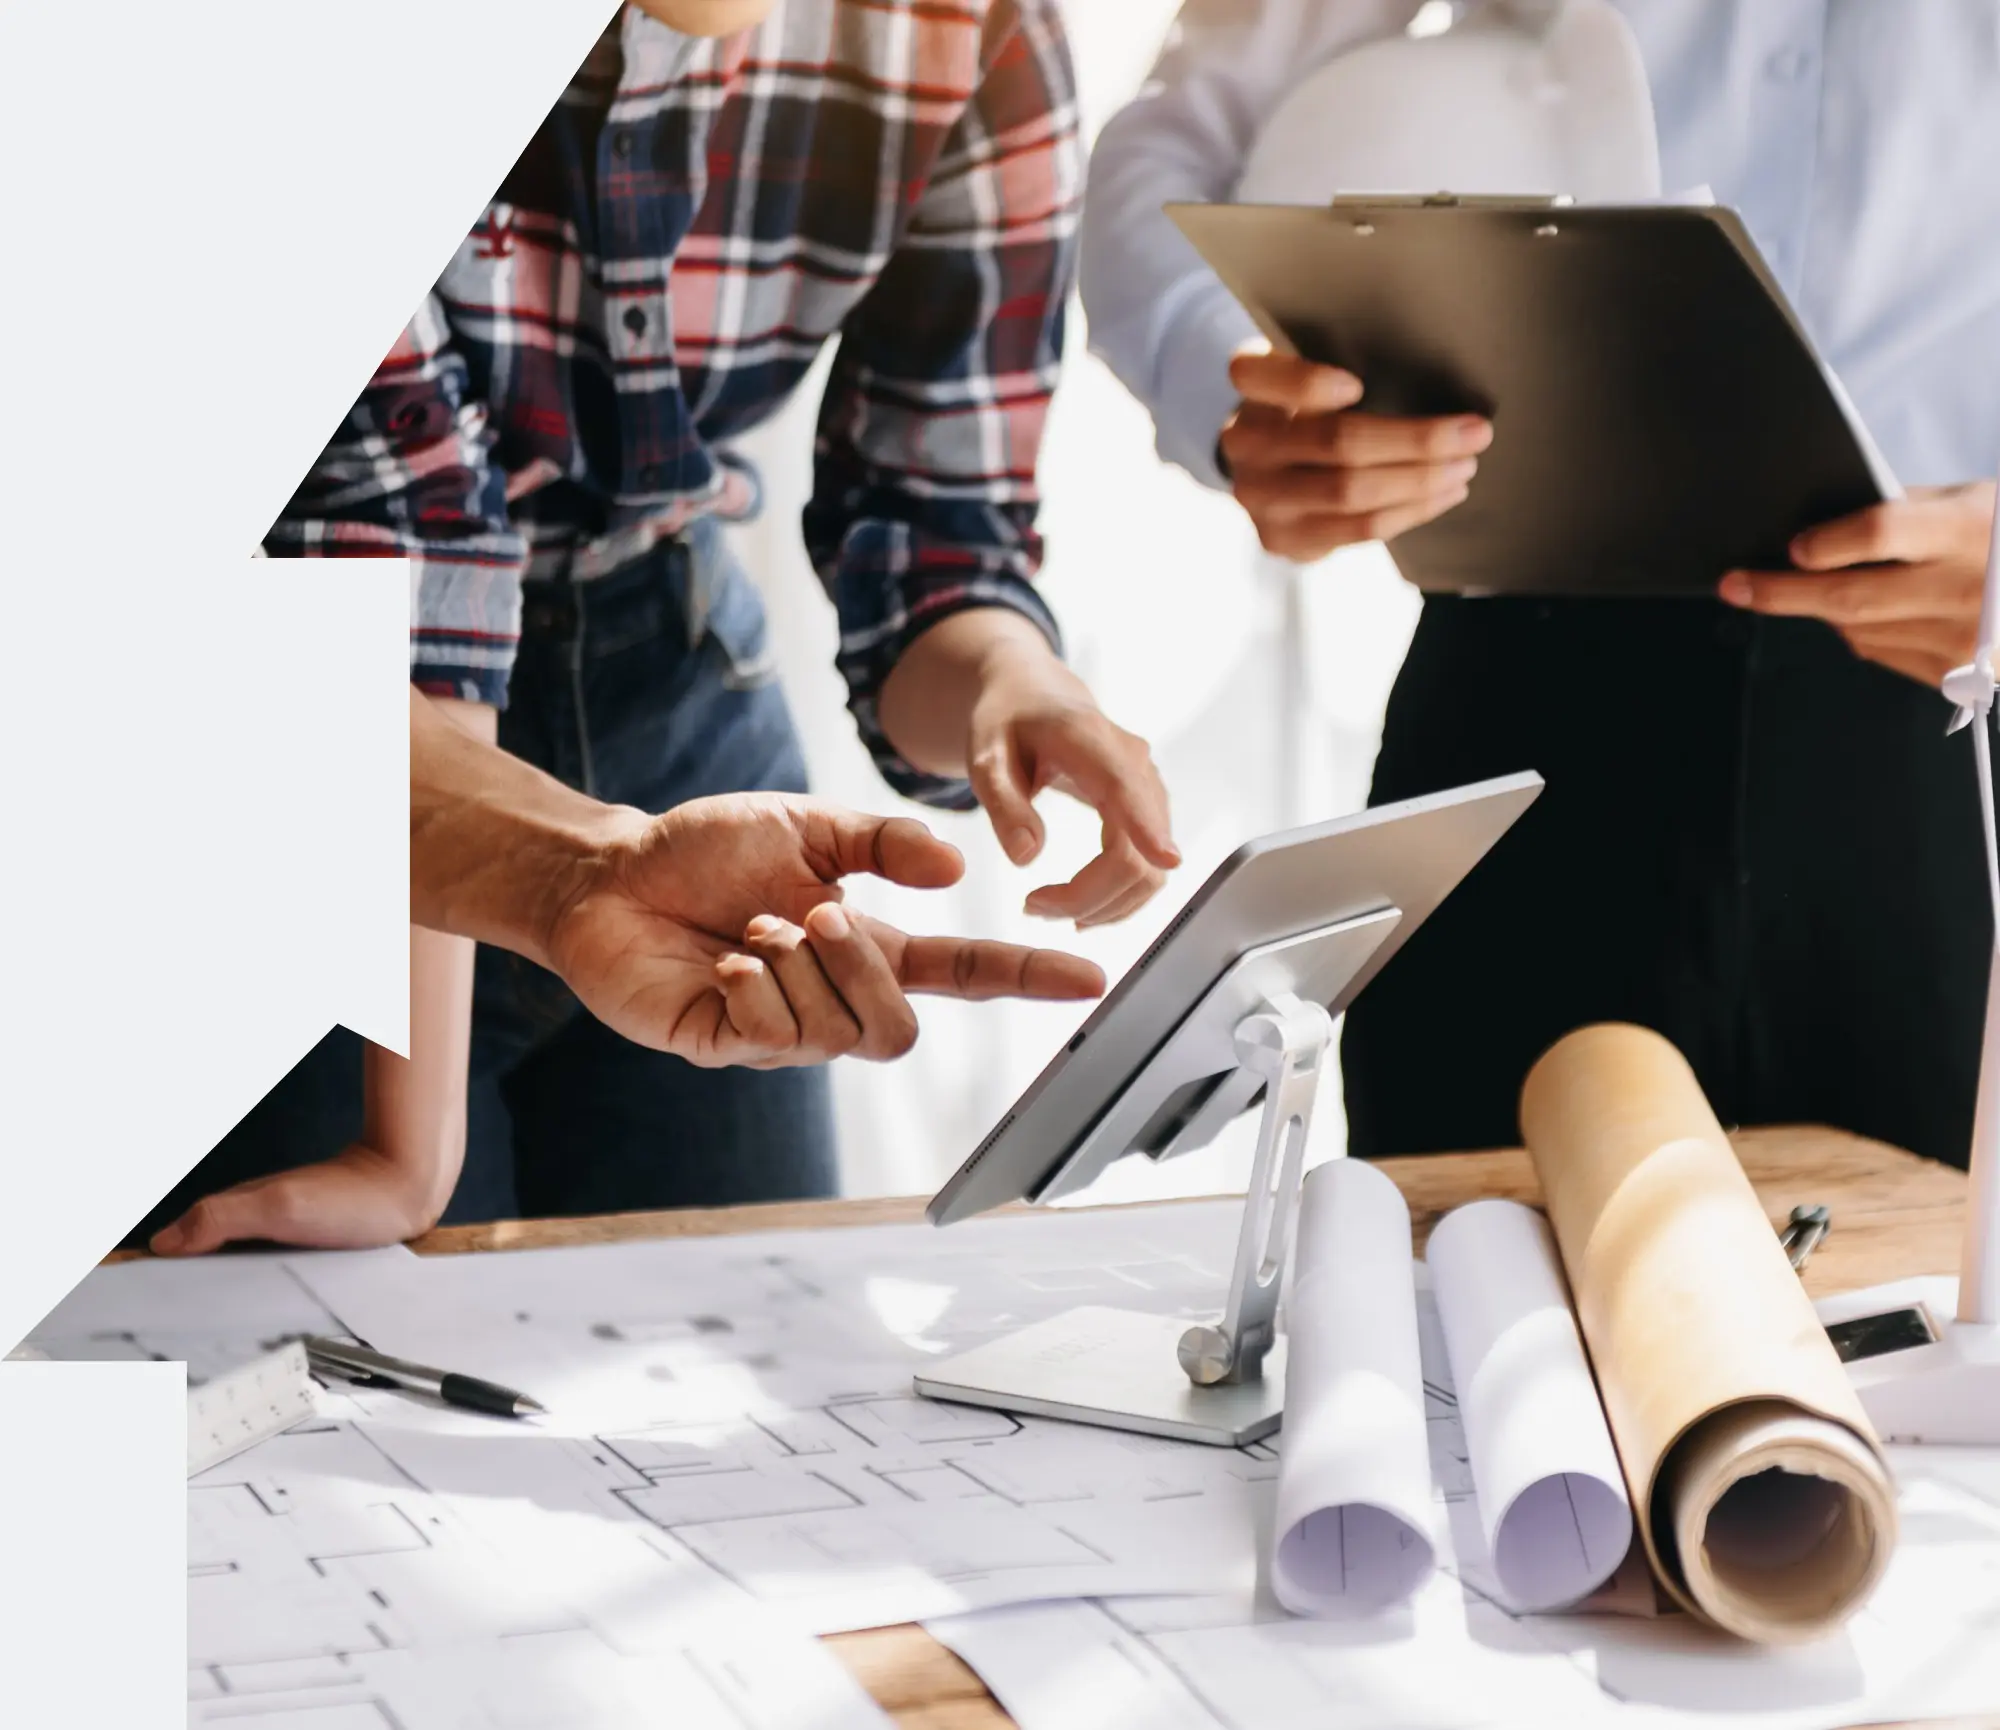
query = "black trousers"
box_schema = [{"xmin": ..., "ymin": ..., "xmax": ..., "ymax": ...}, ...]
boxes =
[{"xmin": 1341, "ymin": 595, "xmax": 1990, "ymax": 1170}]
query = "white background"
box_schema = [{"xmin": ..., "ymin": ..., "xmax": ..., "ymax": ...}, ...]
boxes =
[{"xmin": 0, "ymin": 6, "xmax": 623, "ymax": 1722}]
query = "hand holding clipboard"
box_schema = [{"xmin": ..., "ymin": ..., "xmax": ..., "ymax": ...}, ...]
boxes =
[{"xmin": 1174, "ymin": 194, "xmax": 1900, "ymax": 599}]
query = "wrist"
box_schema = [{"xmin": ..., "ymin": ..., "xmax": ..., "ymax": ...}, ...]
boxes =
[
  {"xmin": 419, "ymin": 786, "xmax": 651, "ymax": 969},
  {"xmin": 529, "ymin": 800, "xmax": 655, "ymax": 973},
  {"xmin": 498, "ymin": 797, "xmax": 655, "ymax": 975},
  {"xmin": 410, "ymin": 685, "xmax": 651, "ymax": 966},
  {"xmin": 877, "ymin": 606, "xmax": 1061, "ymax": 778},
  {"xmin": 957, "ymin": 608, "xmax": 1062, "ymax": 687}
]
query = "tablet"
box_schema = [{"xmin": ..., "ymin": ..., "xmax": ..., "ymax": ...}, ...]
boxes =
[
  {"xmin": 926, "ymin": 772, "xmax": 1543, "ymax": 1226},
  {"xmin": 1167, "ymin": 196, "xmax": 1900, "ymax": 597}
]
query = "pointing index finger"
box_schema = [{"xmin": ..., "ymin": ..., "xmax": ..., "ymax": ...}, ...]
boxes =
[{"xmin": 860, "ymin": 915, "xmax": 1106, "ymax": 1002}]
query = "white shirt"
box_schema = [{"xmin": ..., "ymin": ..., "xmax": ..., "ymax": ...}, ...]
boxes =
[{"xmin": 1082, "ymin": 0, "xmax": 2000, "ymax": 493}]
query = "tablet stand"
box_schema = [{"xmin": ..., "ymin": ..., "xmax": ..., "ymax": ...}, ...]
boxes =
[{"xmin": 914, "ymin": 910, "xmax": 1398, "ymax": 1446}]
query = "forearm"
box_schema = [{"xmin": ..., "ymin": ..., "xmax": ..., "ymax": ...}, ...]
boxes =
[
  {"xmin": 410, "ymin": 686, "xmax": 646, "ymax": 963},
  {"xmin": 365, "ymin": 699, "xmax": 489, "ymax": 1227},
  {"xmin": 358, "ymin": 924, "xmax": 473, "ymax": 1228},
  {"xmin": 875, "ymin": 608, "xmax": 1056, "ymax": 778}
]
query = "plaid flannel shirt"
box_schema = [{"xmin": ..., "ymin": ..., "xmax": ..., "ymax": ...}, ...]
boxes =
[{"xmin": 269, "ymin": 0, "xmax": 1080, "ymax": 806}]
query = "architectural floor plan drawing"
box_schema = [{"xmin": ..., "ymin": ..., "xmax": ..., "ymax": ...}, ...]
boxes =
[
  {"xmin": 279, "ymin": 1210, "xmax": 1280, "ymax": 1629},
  {"xmin": 36, "ymin": 1202, "xmax": 2000, "ymax": 1729},
  {"xmin": 932, "ymin": 1457, "xmax": 2000, "ymax": 1730},
  {"xmin": 32, "ymin": 1246, "xmax": 891, "ymax": 1729},
  {"xmin": 174, "ymin": 1419, "xmax": 887, "ymax": 1729},
  {"xmin": 926, "ymin": 1426, "xmax": 2000, "ymax": 1730}
]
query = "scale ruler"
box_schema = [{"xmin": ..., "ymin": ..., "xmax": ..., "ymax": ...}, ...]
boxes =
[{"xmin": 188, "ymin": 1340, "xmax": 318, "ymax": 1476}]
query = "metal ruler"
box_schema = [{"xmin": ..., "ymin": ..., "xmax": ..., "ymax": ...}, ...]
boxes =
[{"xmin": 188, "ymin": 1340, "xmax": 319, "ymax": 1476}]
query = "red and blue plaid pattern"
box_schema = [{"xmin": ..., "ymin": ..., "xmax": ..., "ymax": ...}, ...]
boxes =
[{"xmin": 270, "ymin": 1, "xmax": 1079, "ymax": 805}]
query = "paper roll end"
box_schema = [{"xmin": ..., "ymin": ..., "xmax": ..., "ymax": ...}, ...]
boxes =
[{"xmin": 1660, "ymin": 1402, "xmax": 1898, "ymax": 1644}]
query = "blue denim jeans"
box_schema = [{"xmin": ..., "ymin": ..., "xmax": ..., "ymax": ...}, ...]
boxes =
[{"xmin": 127, "ymin": 523, "xmax": 838, "ymax": 1244}]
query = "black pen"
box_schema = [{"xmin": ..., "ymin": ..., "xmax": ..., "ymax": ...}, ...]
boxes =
[{"xmin": 302, "ymin": 1335, "xmax": 546, "ymax": 1418}]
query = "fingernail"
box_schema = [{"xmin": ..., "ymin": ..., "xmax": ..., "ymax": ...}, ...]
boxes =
[
  {"xmin": 1006, "ymin": 828, "xmax": 1037, "ymax": 864},
  {"xmin": 1445, "ymin": 458, "xmax": 1479, "ymax": 484},
  {"xmin": 745, "ymin": 914, "xmax": 784, "ymax": 940},
  {"xmin": 812, "ymin": 902, "xmax": 850, "ymax": 939},
  {"xmin": 151, "ymin": 1222, "xmax": 186, "ymax": 1254},
  {"xmin": 1455, "ymin": 418, "xmax": 1493, "ymax": 451},
  {"xmin": 1718, "ymin": 573, "xmax": 1750, "ymax": 606}
]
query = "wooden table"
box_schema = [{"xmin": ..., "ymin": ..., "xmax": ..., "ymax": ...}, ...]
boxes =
[{"xmin": 400, "ymin": 1124, "xmax": 1974, "ymax": 1730}]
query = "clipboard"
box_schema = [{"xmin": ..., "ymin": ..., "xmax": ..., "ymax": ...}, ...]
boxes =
[{"xmin": 1168, "ymin": 195, "xmax": 1901, "ymax": 596}]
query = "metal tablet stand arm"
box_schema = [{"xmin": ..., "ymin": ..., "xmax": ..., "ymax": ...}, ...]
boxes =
[{"xmin": 1177, "ymin": 993, "xmax": 1333, "ymax": 1389}]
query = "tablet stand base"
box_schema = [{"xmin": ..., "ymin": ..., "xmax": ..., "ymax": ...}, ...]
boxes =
[
  {"xmin": 913, "ymin": 1306, "xmax": 1288, "ymax": 1447},
  {"xmin": 1818, "ymin": 1277, "xmax": 2000, "ymax": 1446},
  {"xmin": 915, "ymin": 916, "xmax": 1390, "ymax": 1447}
]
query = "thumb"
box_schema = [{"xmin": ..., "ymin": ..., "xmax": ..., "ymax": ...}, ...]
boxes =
[
  {"xmin": 968, "ymin": 728, "xmax": 1046, "ymax": 866},
  {"xmin": 805, "ymin": 805, "xmax": 966, "ymax": 890},
  {"xmin": 1228, "ymin": 350, "xmax": 1364, "ymax": 414}
]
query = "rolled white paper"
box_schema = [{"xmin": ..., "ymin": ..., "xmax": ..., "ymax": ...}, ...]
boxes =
[
  {"xmin": 1271, "ymin": 1157, "xmax": 1435, "ymax": 1616},
  {"xmin": 1427, "ymin": 1199, "xmax": 1633, "ymax": 1611}
]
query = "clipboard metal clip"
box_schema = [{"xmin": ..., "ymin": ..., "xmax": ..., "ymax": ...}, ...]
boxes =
[{"xmin": 1326, "ymin": 192, "xmax": 1575, "ymax": 212}]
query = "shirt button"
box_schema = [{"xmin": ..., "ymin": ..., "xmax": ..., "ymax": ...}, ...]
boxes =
[
  {"xmin": 1765, "ymin": 46, "xmax": 1814, "ymax": 82},
  {"xmin": 623, "ymin": 306, "xmax": 648, "ymax": 338}
]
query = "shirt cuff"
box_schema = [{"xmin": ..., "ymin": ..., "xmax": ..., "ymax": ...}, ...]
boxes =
[
  {"xmin": 409, "ymin": 557, "xmax": 523, "ymax": 710},
  {"xmin": 1151, "ymin": 280, "xmax": 1263, "ymax": 492}
]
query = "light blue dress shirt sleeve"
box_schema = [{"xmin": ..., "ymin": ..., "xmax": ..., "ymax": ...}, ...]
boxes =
[
  {"xmin": 1080, "ymin": 1, "xmax": 1425, "ymax": 491},
  {"xmin": 1085, "ymin": 0, "xmax": 2000, "ymax": 498}
]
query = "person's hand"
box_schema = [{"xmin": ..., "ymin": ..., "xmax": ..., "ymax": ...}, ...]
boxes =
[
  {"xmin": 966, "ymin": 635, "xmax": 1180, "ymax": 929},
  {"xmin": 544, "ymin": 793, "xmax": 1107, "ymax": 1067},
  {"xmin": 1719, "ymin": 483, "xmax": 1999, "ymax": 688},
  {"xmin": 149, "ymin": 1140, "xmax": 451, "ymax": 1256},
  {"xmin": 877, "ymin": 610, "xmax": 1181, "ymax": 929},
  {"xmin": 1220, "ymin": 353, "xmax": 1492, "ymax": 563}
]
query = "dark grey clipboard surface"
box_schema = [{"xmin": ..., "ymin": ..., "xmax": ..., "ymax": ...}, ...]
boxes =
[{"xmin": 1168, "ymin": 198, "xmax": 1899, "ymax": 596}]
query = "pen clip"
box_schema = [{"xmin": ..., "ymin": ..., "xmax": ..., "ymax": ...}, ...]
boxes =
[{"xmin": 1780, "ymin": 1204, "xmax": 1831, "ymax": 1271}]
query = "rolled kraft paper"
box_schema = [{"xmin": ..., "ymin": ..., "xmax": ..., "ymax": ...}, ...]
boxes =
[
  {"xmin": 1426, "ymin": 1199, "xmax": 1634, "ymax": 1612},
  {"xmin": 1271, "ymin": 1157, "xmax": 1436, "ymax": 1617},
  {"xmin": 1518, "ymin": 1023, "xmax": 1898, "ymax": 1643}
]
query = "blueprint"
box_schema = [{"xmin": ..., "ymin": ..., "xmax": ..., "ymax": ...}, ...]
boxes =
[
  {"xmin": 29, "ymin": 1204, "xmax": 1279, "ymax": 1721},
  {"xmin": 35, "ymin": 1202, "xmax": 2000, "ymax": 1729},
  {"xmin": 928, "ymin": 1453, "xmax": 2000, "ymax": 1730},
  {"xmin": 33, "ymin": 1247, "xmax": 892, "ymax": 1730},
  {"xmin": 279, "ymin": 1209, "xmax": 1277, "ymax": 1629}
]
